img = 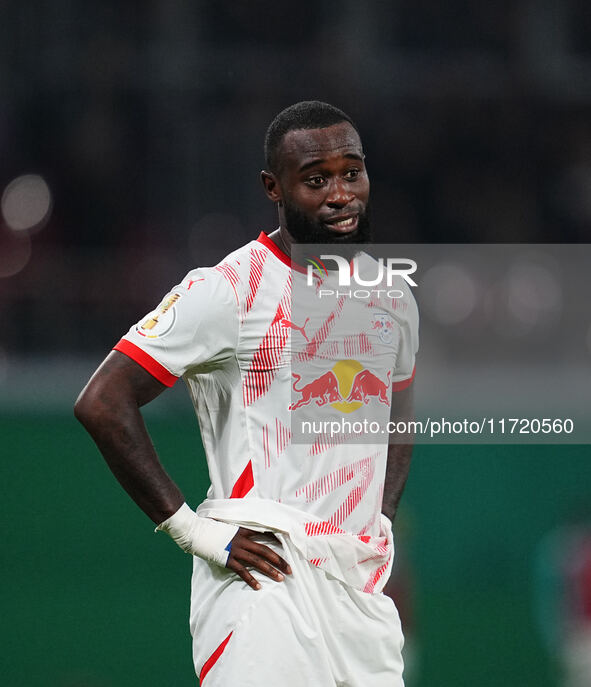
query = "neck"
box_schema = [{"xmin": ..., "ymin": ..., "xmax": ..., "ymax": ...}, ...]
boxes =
[{"xmin": 267, "ymin": 225, "xmax": 293, "ymax": 258}]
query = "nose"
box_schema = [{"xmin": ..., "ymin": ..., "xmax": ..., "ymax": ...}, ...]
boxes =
[{"xmin": 325, "ymin": 178, "xmax": 355, "ymax": 209}]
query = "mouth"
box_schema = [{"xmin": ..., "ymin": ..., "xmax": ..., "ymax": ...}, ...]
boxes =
[{"xmin": 323, "ymin": 214, "xmax": 359, "ymax": 234}]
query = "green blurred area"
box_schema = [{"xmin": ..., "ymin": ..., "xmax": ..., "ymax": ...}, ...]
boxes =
[{"xmin": 3, "ymin": 412, "xmax": 589, "ymax": 686}]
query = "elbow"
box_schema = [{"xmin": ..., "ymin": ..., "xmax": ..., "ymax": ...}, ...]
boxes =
[
  {"xmin": 74, "ymin": 380, "xmax": 113, "ymax": 430},
  {"xmin": 74, "ymin": 353, "xmax": 143, "ymax": 430},
  {"xmin": 74, "ymin": 386, "xmax": 97, "ymax": 427},
  {"xmin": 74, "ymin": 376, "xmax": 134, "ymax": 432}
]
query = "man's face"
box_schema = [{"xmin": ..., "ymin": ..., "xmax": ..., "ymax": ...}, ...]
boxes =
[{"xmin": 274, "ymin": 122, "xmax": 371, "ymax": 244}]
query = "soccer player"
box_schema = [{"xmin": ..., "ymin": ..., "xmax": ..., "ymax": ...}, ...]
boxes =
[{"xmin": 75, "ymin": 101, "xmax": 418, "ymax": 686}]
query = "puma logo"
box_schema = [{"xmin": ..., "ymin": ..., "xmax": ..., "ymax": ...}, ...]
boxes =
[
  {"xmin": 187, "ymin": 278, "xmax": 205, "ymax": 290},
  {"xmin": 281, "ymin": 318, "xmax": 310, "ymax": 342}
]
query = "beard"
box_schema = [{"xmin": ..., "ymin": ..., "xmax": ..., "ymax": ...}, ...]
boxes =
[{"xmin": 283, "ymin": 199, "xmax": 373, "ymax": 250}]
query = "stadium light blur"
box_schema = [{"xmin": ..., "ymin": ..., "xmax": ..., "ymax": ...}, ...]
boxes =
[
  {"xmin": 506, "ymin": 262, "xmax": 562, "ymax": 328},
  {"xmin": 420, "ymin": 263, "xmax": 478, "ymax": 325},
  {"xmin": 1, "ymin": 174, "xmax": 53, "ymax": 233}
]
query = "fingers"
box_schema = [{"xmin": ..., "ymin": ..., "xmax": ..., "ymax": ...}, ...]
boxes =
[
  {"xmin": 235, "ymin": 528, "xmax": 292, "ymax": 574},
  {"xmin": 244, "ymin": 540, "xmax": 292, "ymax": 575},
  {"xmin": 229, "ymin": 548, "xmax": 285, "ymax": 584},
  {"xmin": 226, "ymin": 529, "xmax": 292, "ymax": 590},
  {"xmin": 228, "ymin": 562, "xmax": 262, "ymax": 591}
]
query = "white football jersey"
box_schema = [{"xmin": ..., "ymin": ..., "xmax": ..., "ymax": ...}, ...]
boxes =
[{"xmin": 115, "ymin": 232, "xmax": 418, "ymax": 592}]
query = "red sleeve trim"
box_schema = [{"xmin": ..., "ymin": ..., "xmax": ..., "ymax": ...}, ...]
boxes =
[
  {"xmin": 113, "ymin": 339, "xmax": 178, "ymax": 387},
  {"xmin": 199, "ymin": 631, "xmax": 233, "ymax": 683},
  {"xmin": 392, "ymin": 365, "xmax": 415, "ymax": 392}
]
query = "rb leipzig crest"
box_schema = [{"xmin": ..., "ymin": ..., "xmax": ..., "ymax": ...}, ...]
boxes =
[{"xmin": 371, "ymin": 313, "xmax": 394, "ymax": 344}]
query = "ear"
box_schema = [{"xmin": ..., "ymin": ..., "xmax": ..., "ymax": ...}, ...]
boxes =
[{"xmin": 261, "ymin": 170, "xmax": 282, "ymax": 203}]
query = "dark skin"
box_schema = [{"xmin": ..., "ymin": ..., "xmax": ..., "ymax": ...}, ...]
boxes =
[
  {"xmin": 75, "ymin": 121, "xmax": 413, "ymax": 592},
  {"xmin": 383, "ymin": 385, "xmax": 414, "ymax": 522},
  {"xmin": 261, "ymin": 121, "xmax": 370, "ymax": 253}
]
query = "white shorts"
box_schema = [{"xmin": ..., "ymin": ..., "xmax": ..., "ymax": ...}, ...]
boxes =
[{"xmin": 189, "ymin": 532, "xmax": 405, "ymax": 686}]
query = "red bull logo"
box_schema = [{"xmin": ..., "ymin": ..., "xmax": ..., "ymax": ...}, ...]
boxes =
[
  {"xmin": 346, "ymin": 368, "xmax": 391, "ymax": 406},
  {"xmin": 289, "ymin": 370, "xmax": 341, "ymax": 410},
  {"xmin": 289, "ymin": 359, "xmax": 391, "ymax": 413}
]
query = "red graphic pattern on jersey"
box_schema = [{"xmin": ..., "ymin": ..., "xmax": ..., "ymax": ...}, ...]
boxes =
[
  {"xmin": 296, "ymin": 454, "xmax": 374, "ymax": 503},
  {"xmin": 363, "ymin": 560, "xmax": 390, "ymax": 593},
  {"xmin": 327, "ymin": 454, "xmax": 376, "ymax": 529},
  {"xmin": 199, "ymin": 630, "xmax": 233, "ymax": 683},
  {"xmin": 243, "ymin": 248, "xmax": 267, "ymax": 320},
  {"xmin": 358, "ymin": 483, "xmax": 384, "ymax": 535},
  {"xmin": 358, "ymin": 520, "xmax": 373, "ymax": 536},
  {"xmin": 230, "ymin": 460, "xmax": 254, "ymax": 499},
  {"xmin": 308, "ymin": 431, "xmax": 361, "ymax": 457},
  {"xmin": 242, "ymin": 273, "xmax": 292, "ymax": 406},
  {"xmin": 355, "ymin": 545, "xmax": 390, "ymax": 570},
  {"xmin": 262, "ymin": 424, "xmax": 271, "ymax": 469},
  {"xmin": 363, "ymin": 298, "xmax": 381, "ymax": 309},
  {"xmin": 263, "ymin": 419, "xmax": 292, "ymax": 469},
  {"xmin": 298, "ymin": 454, "xmax": 377, "ymax": 532},
  {"xmin": 295, "ymin": 297, "xmax": 346, "ymax": 363},
  {"xmin": 305, "ymin": 521, "xmax": 347, "ymax": 536},
  {"xmin": 343, "ymin": 332, "xmax": 374, "ymax": 357},
  {"xmin": 214, "ymin": 262, "xmax": 241, "ymax": 306},
  {"xmin": 316, "ymin": 340, "xmax": 339, "ymax": 361},
  {"xmin": 309, "ymin": 557, "xmax": 329, "ymax": 567},
  {"xmin": 356, "ymin": 541, "xmax": 390, "ymax": 562},
  {"xmin": 276, "ymin": 418, "xmax": 291, "ymax": 455}
]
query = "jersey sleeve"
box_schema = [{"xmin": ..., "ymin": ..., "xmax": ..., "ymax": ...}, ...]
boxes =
[
  {"xmin": 114, "ymin": 267, "xmax": 239, "ymax": 386},
  {"xmin": 391, "ymin": 288, "xmax": 419, "ymax": 392}
]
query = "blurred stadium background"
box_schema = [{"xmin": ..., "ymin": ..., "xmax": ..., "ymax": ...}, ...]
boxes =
[{"xmin": 2, "ymin": 1, "xmax": 591, "ymax": 685}]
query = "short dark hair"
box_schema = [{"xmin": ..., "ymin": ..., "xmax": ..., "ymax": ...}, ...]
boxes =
[{"xmin": 264, "ymin": 101, "xmax": 359, "ymax": 174}]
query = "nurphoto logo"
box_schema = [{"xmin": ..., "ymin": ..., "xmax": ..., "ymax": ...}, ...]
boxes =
[{"xmin": 306, "ymin": 254, "xmax": 418, "ymax": 299}]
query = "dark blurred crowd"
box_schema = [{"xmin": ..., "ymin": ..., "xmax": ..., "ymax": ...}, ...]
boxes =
[{"xmin": 1, "ymin": 0, "xmax": 590, "ymax": 356}]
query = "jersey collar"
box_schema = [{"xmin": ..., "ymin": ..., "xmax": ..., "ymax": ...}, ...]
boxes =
[{"xmin": 256, "ymin": 231, "xmax": 307, "ymax": 274}]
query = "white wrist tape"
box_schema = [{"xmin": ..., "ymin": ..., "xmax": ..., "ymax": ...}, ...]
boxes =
[{"xmin": 156, "ymin": 503, "xmax": 239, "ymax": 567}]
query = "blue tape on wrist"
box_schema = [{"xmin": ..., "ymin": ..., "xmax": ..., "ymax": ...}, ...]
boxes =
[{"xmin": 225, "ymin": 541, "xmax": 232, "ymax": 554}]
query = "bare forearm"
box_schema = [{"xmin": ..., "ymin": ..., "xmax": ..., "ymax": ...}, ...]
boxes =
[
  {"xmin": 78, "ymin": 402, "xmax": 183, "ymax": 523},
  {"xmin": 382, "ymin": 442, "xmax": 413, "ymax": 522},
  {"xmin": 75, "ymin": 352, "xmax": 184, "ymax": 524}
]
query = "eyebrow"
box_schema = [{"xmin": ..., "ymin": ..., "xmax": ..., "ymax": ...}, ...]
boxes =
[{"xmin": 298, "ymin": 152, "xmax": 364, "ymax": 173}]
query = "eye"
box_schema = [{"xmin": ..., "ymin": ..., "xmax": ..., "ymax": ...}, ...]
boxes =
[
  {"xmin": 345, "ymin": 168, "xmax": 361, "ymax": 180},
  {"xmin": 306, "ymin": 175, "xmax": 326, "ymax": 187}
]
